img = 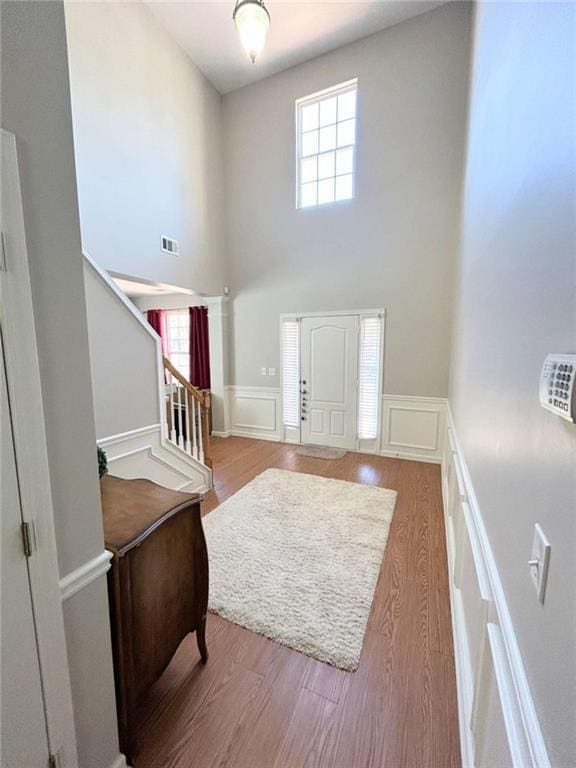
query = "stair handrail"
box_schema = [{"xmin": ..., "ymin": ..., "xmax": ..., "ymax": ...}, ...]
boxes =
[
  {"xmin": 162, "ymin": 357, "xmax": 210, "ymax": 408},
  {"xmin": 162, "ymin": 356, "xmax": 212, "ymax": 468}
]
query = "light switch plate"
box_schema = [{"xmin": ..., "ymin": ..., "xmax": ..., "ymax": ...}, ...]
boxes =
[
  {"xmin": 530, "ymin": 523, "xmax": 551, "ymax": 604},
  {"xmin": 268, "ymin": 367, "xmax": 276, "ymax": 376},
  {"xmin": 260, "ymin": 367, "xmax": 267, "ymax": 376}
]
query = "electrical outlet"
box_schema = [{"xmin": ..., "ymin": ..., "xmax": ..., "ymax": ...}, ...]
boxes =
[
  {"xmin": 260, "ymin": 367, "xmax": 267, "ymax": 376},
  {"xmin": 529, "ymin": 524, "xmax": 551, "ymax": 604},
  {"xmin": 268, "ymin": 367, "xmax": 276, "ymax": 376}
]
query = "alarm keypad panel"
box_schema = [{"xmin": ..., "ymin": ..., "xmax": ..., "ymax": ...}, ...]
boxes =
[{"xmin": 539, "ymin": 353, "xmax": 576, "ymax": 423}]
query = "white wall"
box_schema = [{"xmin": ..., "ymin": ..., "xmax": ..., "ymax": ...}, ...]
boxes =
[
  {"xmin": 223, "ymin": 3, "xmax": 472, "ymax": 394},
  {"xmin": 64, "ymin": 1, "xmax": 226, "ymax": 296},
  {"xmin": 449, "ymin": 3, "xmax": 576, "ymax": 764},
  {"xmin": 1, "ymin": 3, "xmax": 121, "ymax": 766},
  {"xmin": 84, "ymin": 264, "xmax": 160, "ymax": 439}
]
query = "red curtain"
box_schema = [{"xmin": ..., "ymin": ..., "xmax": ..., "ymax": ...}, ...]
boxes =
[
  {"xmin": 147, "ymin": 309, "xmax": 168, "ymax": 357},
  {"xmin": 189, "ymin": 306, "xmax": 210, "ymax": 389}
]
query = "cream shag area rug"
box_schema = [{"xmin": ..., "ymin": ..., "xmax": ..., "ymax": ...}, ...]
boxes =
[{"xmin": 203, "ymin": 468, "xmax": 397, "ymax": 671}]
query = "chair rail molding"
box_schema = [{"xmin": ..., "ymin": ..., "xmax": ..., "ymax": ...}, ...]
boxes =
[
  {"xmin": 442, "ymin": 406, "xmax": 550, "ymax": 768},
  {"xmin": 59, "ymin": 550, "xmax": 113, "ymax": 602}
]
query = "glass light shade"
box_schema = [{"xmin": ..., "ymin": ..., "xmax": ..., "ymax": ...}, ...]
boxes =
[{"xmin": 234, "ymin": 0, "xmax": 270, "ymax": 63}]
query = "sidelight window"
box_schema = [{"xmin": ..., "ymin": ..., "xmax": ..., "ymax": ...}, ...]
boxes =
[
  {"xmin": 282, "ymin": 319, "xmax": 300, "ymax": 427},
  {"xmin": 358, "ymin": 316, "xmax": 383, "ymax": 440}
]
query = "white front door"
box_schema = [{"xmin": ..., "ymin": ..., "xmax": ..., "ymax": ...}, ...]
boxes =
[{"xmin": 300, "ymin": 315, "xmax": 359, "ymax": 449}]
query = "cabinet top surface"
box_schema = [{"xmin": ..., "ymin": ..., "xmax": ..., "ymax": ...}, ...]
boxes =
[{"xmin": 100, "ymin": 475, "xmax": 201, "ymax": 554}]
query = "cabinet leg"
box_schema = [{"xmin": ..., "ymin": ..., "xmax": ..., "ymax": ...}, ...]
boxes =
[{"xmin": 197, "ymin": 616, "xmax": 208, "ymax": 663}]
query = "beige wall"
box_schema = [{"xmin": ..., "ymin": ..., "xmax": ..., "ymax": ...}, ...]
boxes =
[
  {"xmin": 65, "ymin": 1, "xmax": 227, "ymax": 296},
  {"xmin": 223, "ymin": 3, "xmax": 472, "ymax": 393},
  {"xmin": 133, "ymin": 293, "xmax": 207, "ymax": 313},
  {"xmin": 1, "ymin": 2, "xmax": 120, "ymax": 766},
  {"xmin": 132, "ymin": 293, "xmax": 231, "ymax": 433},
  {"xmin": 449, "ymin": 3, "xmax": 576, "ymax": 764},
  {"xmin": 84, "ymin": 262, "xmax": 161, "ymax": 439}
]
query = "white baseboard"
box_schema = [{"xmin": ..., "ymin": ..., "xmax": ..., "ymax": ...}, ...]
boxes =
[
  {"xmin": 97, "ymin": 423, "xmax": 211, "ymax": 494},
  {"xmin": 211, "ymin": 429, "xmax": 232, "ymax": 438},
  {"xmin": 228, "ymin": 429, "xmax": 281, "ymax": 442},
  {"xmin": 379, "ymin": 448, "xmax": 441, "ymax": 464},
  {"xmin": 442, "ymin": 407, "xmax": 549, "ymax": 768}
]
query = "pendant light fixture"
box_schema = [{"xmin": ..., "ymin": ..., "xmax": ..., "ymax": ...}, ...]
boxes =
[{"xmin": 233, "ymin": 0, "xmax": 270, "ymax": 64}]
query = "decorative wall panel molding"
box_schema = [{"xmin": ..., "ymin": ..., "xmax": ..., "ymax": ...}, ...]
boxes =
[
  {"xmin": 380, "ymin": 395, "xmax": 447, "ymax": 463},
  {"xmin": 442, "ymin": 409, "xmax": 550, "ymax": 768},
  {"xmin": 226, "ymin": 386, "xmax": 282, "ymax": 442},
  {"xmin": 223, "ymin": 389, "xmax": 448, "ymax": 456}
]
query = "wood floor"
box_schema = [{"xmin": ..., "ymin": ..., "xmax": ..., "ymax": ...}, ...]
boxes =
[{"xmin": 135, "ymin": 437, "xmax": 460, "ymax": 768}]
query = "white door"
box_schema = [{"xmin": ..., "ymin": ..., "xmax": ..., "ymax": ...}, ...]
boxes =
[
  {"xmin": 300, "ymin": 315, "xmax": 359, "ymax": 449},
  {"xmin": 1, "ymin": 336, "xmax": 50, "ymax": 768},
  {"xmin": 1, "ymin": 129, "xmax": 57, "ymax": 767}
]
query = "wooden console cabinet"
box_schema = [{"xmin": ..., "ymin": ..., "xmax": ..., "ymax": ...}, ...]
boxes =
[{"xmin": 100, "ymin": 475, "xmax": 209, "ymax": 763}]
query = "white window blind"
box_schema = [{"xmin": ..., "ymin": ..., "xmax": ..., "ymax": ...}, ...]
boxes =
[
  {"xmin": 358, "ymin": 316, "xmax": 382, "ymax": 440},
  {"xmin": 282, "ymin": 320, "xmax": 300, "ymax": 427},
  {"xmin": 296, "ymin": 79, "xmax": 358, "ymax": 209}
]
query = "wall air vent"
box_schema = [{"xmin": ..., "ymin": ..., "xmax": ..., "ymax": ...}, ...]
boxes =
[{"xmin": 161, "ymin": 235, "xmax": 179, "ymax": 256}]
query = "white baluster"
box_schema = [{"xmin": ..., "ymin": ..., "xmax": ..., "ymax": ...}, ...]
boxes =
[
  {"xmin": 169, "ymin": 374, "xmax": 176, "ymax": 444},
  {"xmin": 197, "ymin": 398, "xmax": 204, "ymax": 464},
  {"xmin": 177, "ymin": 381, "xmax": 184, "ymax": 449},
  {"xmin": 191, "ymin": 394, "xmax": 198, "ymax": 460},
  {"xmin": 185, "ymin": 388, "xmax": 192, "ymax": 455}
]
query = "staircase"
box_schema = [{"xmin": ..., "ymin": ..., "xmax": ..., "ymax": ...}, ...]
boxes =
[
  {"xmin": 163, "ymin": 356, "xmax": 212, "ymax": 469},
  {"xmin": 83, "ymin": 251, "xmax": 213, "ymax": 493}
]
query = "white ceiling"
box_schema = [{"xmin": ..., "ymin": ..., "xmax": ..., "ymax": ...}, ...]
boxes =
[{"xmin": 145, "ymin": 0, "xmax": 448, "ymax": 94}]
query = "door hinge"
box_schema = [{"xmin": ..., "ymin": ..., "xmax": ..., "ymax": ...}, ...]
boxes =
[
  {"xmin": 48, "ymin": 750, "xmax": 62, "ymax": 768},
  {"xmin": 21, "ymin": 521, "xmax": 33, "ymax": 558},
  {"xmin": 0, "ymin": 232, "xmax": 7, "ymax": 272}
]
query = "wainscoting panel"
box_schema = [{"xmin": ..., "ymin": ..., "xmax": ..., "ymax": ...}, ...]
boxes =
[
  {"xmin": 226, "ymin": 386, "xmax": 282, "ymax": 442},
  {"xmin": 442, "ymin": 410, "xmax": 549, "ymax": 768},
  {"xmin": 380, "ymin": 395, "xmax": 446, "ymax": 463}
]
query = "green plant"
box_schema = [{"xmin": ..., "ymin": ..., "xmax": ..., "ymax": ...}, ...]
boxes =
[{"xmin": 97, "ymin": 446, "xmax": 108, "ymax": 478}]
